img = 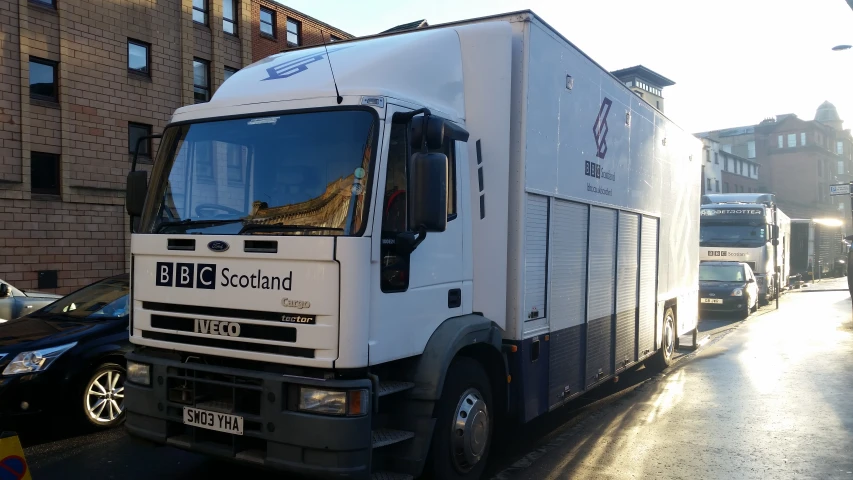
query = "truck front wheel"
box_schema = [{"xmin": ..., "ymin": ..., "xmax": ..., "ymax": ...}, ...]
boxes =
[{"xmin": 429, "ymin": 357, "xmax": 494, "ymax": 480}]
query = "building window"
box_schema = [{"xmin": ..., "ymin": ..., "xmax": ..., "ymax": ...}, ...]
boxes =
[
  {"xmin": 778, "ymin": 135, "xmax": 783, "ymax": 149},
  {"xmin": 224, "ymin": 66, "xmax": 238, "ymax": 82},
  {"xmin": 31, "ymin": 0, "xmax": 56, "ymax": 8},
  {"xmin": 738, "ymin": 160, "xmax": 743, "ymax": 175},
  {"xmin": 714, "ymin": 152, "xmax": 719, "ymax": 164},
  {"xmin": 29, "ymin": 57, "xmax": 57, "ymax": 102},
  {"xmin": 723, "ymin": 182, "xmax": 729, "ymax": 193},
  {"xmin": 330, "ymin": 34, "xmax": 341, "ymax": 42},
  {"xmin": 787, "ymin": 133, "xmax": 796, "ymax": 148},
  {"xmin": 800, "ymin": 132, "xmax": 806, "ymax": 146},
  {"xmin": 31, "ymin": 152, "xmax": 60, "ymax": 195},
  {"xmin": 129, "ymin": 122, "xmax": 152, "ymax": 158},
  {"xmin": 838, "ymin": 141, "xmax": 844, "ymax": 155},
  {"xmin": 705, "ymin": 149, "xmax": 710, "ymax": 163},
  {"xmin": 818, "ymin": 159, "xmax": 823, "ymax": 177},
  {"xmin": 715, "ymin": 180, "xmax": 720, "ymax": 192},
  {"xmin": 747, "ymin": 140, "xmax": 756, "ymax": 159},
  {"xmin": 655, "ymin": 100, "xmax": 660, "ymax": 109},
  {"xmin": 223, "ymin": 0, "xmax": 237, "ymax": 35},
  {"xmin": 722, "ymin": 144, "xmax": 732, "ymax": 153},
  {"xmin": 260, "ymin": 7, "xmax": 275, "ymax": 37},
  {"xmin": 128, "ymin": 39, "xmax": 150, "ymax": 75},
  {"xmin": 193, "ymin": 58, "xmax": 210, "ymax": 103},
  {"xmin": 192, "ymin": 0, "xmax": 207, "ymax": 24},
  {"xmin": 838, "ymin": 161, "xmax": 845, "ymax": 175},
  {"xmin": 286, "ymin": 18, "xmax": 300, "ymax": 46},
  {"xmin": 706, "ymin": 178, "xmax": 711, "ymax": 192}
]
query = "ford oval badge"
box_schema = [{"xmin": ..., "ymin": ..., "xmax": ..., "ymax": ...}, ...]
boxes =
[{"xmin": 208, "ymin": 240, "xmax": 229, "ymax": 252}]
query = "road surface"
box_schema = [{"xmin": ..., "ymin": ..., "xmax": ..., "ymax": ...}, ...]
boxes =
[{"xmin": 16, "ymin": 289, "xmax": 853, "ymax": 479}]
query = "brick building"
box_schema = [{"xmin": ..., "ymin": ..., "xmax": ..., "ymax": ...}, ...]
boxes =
[
  {"xmin": 0, "ymin": 0, "xmax": 350, "ymax": 294},
  {"xmin": 251, "ymin": 0, "xmax": 349, "ymax": 62},
  {"xmin": 698, "ymin": 101, "xmax": 853, "ymax": 221}
]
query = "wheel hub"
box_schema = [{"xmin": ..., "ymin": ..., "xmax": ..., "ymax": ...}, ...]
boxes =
[
  {"xmin": 86, "ymin": 369, "xmax": 125, "ymax": 423},
  {"xmin": 450, "ymin": 388, "xmax": 489, "ymax": 473},
  {"xmin": 664, "ymin": 316, "xmax": 675, "ymax": 358}
]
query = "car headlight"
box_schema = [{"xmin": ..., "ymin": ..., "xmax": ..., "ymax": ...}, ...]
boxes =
[
  {"xmin": 127, "ymin": 361, "xmax": 151, "ymax": 386},
  {"xmin": 298, "ymin": 387, "xmax": 368, "ymax": 416},
  {"xmin": 731, "ymin": 288, "xmax": 744, "ymax": 297},
  {"xmin": 2, "ymin": 342, "xmax": 77, "ymax": 376}
]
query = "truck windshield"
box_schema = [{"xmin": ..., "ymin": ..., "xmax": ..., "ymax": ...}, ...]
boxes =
[
  {"xmin": 700, "ymin": 224, "xmax": 767, "ymax": 247},
  {"xmin": 700, "ymin": 264, "xmax": 746, "ymax": 282},
  {"xmin": 139, "ymin": 109, "xmax": 377, "ymax": 236}
]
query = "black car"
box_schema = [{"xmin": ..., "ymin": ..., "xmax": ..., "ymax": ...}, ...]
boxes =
[
  {"xmin": 0, "ymin": 274, "xmax": 131, "ymax": 429},
  {"xmin": 699, "ymin": 261, "xmax": 759, "ymax": 318}
]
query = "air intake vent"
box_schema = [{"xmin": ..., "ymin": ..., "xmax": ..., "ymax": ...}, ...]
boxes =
[
  {"xmin": 168, "ymin": 239, "xmax": 196, "ymax": 251},
  {"xmin": 244, "ymin": 240, "xmax": 277, "ymax": 253}
]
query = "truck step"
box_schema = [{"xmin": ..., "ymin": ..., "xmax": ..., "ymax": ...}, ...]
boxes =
[
  {"xmin": 372, "ymin": 428, "xmax": 415, "ymax": 448},
  {"xmin": 371, "ymin": 473, "xmax": 413, "ymax": 480},
  {"xmin": 378, "ymin": 381, "xmax": 415, "ymax": 397}
]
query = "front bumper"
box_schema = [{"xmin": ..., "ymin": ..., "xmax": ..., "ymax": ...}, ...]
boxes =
[
  {"xmin": 124, "ymin": 351, "xmax": 373, "ymax": 479},
  {"xmin": 0, "ymin": 369, "xmax": 65, "ymax": 419},
  {"xmin": 699, "ymin": 296, "xmax": 748, "ymax": 313}
]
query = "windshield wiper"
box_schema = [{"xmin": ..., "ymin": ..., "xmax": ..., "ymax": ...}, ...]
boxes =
[
  {"xmin": 156, "ymin": 219, "xmax": 244, "ymax": 232},
  {"xmin": 238, "ymin": 223, "xmax": 344, "ymax": 235}
]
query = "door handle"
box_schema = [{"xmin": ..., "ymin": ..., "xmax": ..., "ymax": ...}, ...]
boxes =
[{"xmin": 448, "ymin": 289, "xmax": 461, "ymax": 308}]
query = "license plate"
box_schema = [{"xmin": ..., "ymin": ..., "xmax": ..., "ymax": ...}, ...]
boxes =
[
  {"xmin": 700, "ymin": 298, "xmax": 723, "ymax": 304},
  {"xmin": 183, "ymin": 407, "xmax": 244, "ymax": 435}
]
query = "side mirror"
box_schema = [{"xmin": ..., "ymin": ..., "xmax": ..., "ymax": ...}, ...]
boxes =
[
  {"xmin": 0, "ymin": 284, "xmax": 9, "ymax": 297},
  {"xmin": 772, "ymin": 239, "xmax": 779, "ymax": 246},
  {"xmin": 846, "ymin": 235, "xmax": 853, "ymax": 242},
  {"xmin": 408, "ymin": 152, "xmax": 448, "ymax": 233},
  {"xmin": 747, "ymin": 278, "xmax": 755, "ymax": 284},
  {"xmin": 126, "ymin": 171, "xmax": 148, "ymax": 217},
  {"xmin": 771, "ymin": 225, "xmax": 779, "ymax": 239}
]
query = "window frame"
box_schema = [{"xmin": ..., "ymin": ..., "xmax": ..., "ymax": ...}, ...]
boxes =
[
  {"xmin": 29, "ymin": 57, "xmax": 58, "ymax": 102},
  {"xmin": 787, "ymin": 133, "xmax": 796, "ymax": 148},
  {"xmin": 259, "ymin": 7, "xmax": 276, "ymax": 38},
  {"xmin": 223, "ymin": 0, "xmax": 237, "ymax": 36},
  {"xmin": 29, "ymin": 0, "xmax": 56, "ymax": 8},
  {"xmin": 31, "ymin": 151, "xmax": 61, "ymax": 196},
  {"xmin": 193, "ymin": 58, "xmax": 210, "ymax": 104},
  {"xmin": 127, "ymin": 39, "xmax": 151, "ymax": 76},
  {"xmin": 192, "ymin": 0, "xmax": 208, "ymax": 25},
  {"xmin": 129, "ymin": 122, "xmax": 153, "ymax": 159},
  {"xmin": 286, "ymin": 18, "xmax": 301, "ymax": 46},
  {"xmin": 223, "ymin": 66, "xmax": 239, "ymax": 82}
]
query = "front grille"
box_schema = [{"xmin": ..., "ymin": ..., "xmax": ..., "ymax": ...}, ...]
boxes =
[
  {"xmin": 142, "ymin": 331, "xmax": 314, "ymax": 358},
  {"xmin": 143, "ymin": 301, "xmax": 287, "ymax": 322},
  {"xmin": 151, "ymin": 315, "xmax": 297, "ymax": 343}
]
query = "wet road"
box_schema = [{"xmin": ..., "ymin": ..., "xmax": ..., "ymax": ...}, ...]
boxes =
[
  {"xmin": 16, "ymin": 289, "xmax": 852, "ymax": 479},
  {"xmin": 494, "ymin": 289, "xmax": 853, "ymax": 480}
]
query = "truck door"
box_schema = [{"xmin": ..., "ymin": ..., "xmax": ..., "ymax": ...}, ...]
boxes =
[{"xmin": 369, "ymin": 105, "xmax": 466, "ymax": 363}]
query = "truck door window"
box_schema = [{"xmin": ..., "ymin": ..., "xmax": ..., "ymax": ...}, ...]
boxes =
[{"xmin": 381, "ymin": 123, "xmax": 410, "ymax": 292}]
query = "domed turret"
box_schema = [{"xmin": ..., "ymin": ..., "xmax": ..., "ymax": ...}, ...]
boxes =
[{"xmin": 815, "ymin": 101, "xmax": 843, "ymax": 130}]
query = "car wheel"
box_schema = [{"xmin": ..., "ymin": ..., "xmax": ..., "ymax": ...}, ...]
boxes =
[
  {"xmin": 428, "ymin": 357, "xmax": 494, "ymax": 480},
  {"xmin": 649, "ymin": 308, "xmax": 675, "ymax": 370},
  {"xmin": 82, "ymin": 362, "xmax": 126, "ymax": 428}
]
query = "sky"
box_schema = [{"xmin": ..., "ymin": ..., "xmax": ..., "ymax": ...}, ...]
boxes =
[{"xmin": 277, "ymin": 0, "xmax": 853, "ymax": 134}]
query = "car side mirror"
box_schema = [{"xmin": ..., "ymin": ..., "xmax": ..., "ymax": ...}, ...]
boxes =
[
  {"xmin": 0, "ymin": 284, "xmax": 9, "ymax": 297},
  {"xmin": 747, "ymin": 278, "xmax": 755, "ymax": 283},
  {"xmin": 408, "ymin": 152, "xmax": 448, "ymax": 233}
]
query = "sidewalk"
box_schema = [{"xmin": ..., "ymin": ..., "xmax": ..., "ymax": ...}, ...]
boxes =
[{"xmin": 792, "ymin": 275, "xmax": 850, "ymax": 292}]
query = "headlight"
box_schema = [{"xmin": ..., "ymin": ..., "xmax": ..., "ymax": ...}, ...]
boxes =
[
  {"xmin": 298, "ymin": 387, "xmax": 368, "ymax": 416},
  {"xmin": 127, "ymin": 361, "xmax": 151, "ymax": 386},
  {"xmin": 731, "ymin": 288, "xmax": 743, "ymax": 297},
  {"xmin": 2, "ymin": 342, "xmax": 77, "ymax": 376}
]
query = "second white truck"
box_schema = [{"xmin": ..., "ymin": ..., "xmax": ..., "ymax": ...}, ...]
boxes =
[
  {"xmin": 700, "ymin": 193, "xmax": 790, "ymax": 303},
  {"xmin": 123, "ymin": 11, "xmax": 701, "ymax": 479}
]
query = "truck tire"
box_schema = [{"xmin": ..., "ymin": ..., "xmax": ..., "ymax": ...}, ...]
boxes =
[
  {"xmin": 428, "ymin": 357, "xmax": 494, "ymax": 480},
  {"xmin": 649, "ymin": 308, "xmax": 675, "ymax": 371}
]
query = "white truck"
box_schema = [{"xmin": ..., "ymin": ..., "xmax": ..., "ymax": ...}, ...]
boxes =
[
  {"xmin": 123, "ymin": 11, "xmax": 701, "ymax": 480},
  {"xmin": 700, "ymin": 193, "xmax": 790, "ymax": 303}
]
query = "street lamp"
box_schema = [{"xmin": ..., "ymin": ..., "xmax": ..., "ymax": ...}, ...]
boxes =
[
  {"xmin": 814, "ymin": 217, "xmax": 844, "ymax": 227},
  {"xmin": 832, "ymin": 45, "xmax": 852, "ymax": 51}
]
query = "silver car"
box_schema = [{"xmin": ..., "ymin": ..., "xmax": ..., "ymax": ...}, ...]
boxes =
[{"xmin": 0, "ymin": 279, "xmax": 62, "ymax": 323}]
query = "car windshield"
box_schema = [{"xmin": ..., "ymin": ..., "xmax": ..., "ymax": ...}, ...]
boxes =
[
  {"xmin": 37, "ymin": 277, "xmax": 129, "ymax": 319},
  {"xmin": 140, "ymin": 110, "xmax": 377, "ymax": 236},
  {"xmin": 700, "ymin": 265, "xmax": 746, "ymax": 282},
  {"xmin": 700, "ymin": 224, "xmax": 767, "ymax": 247}
]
